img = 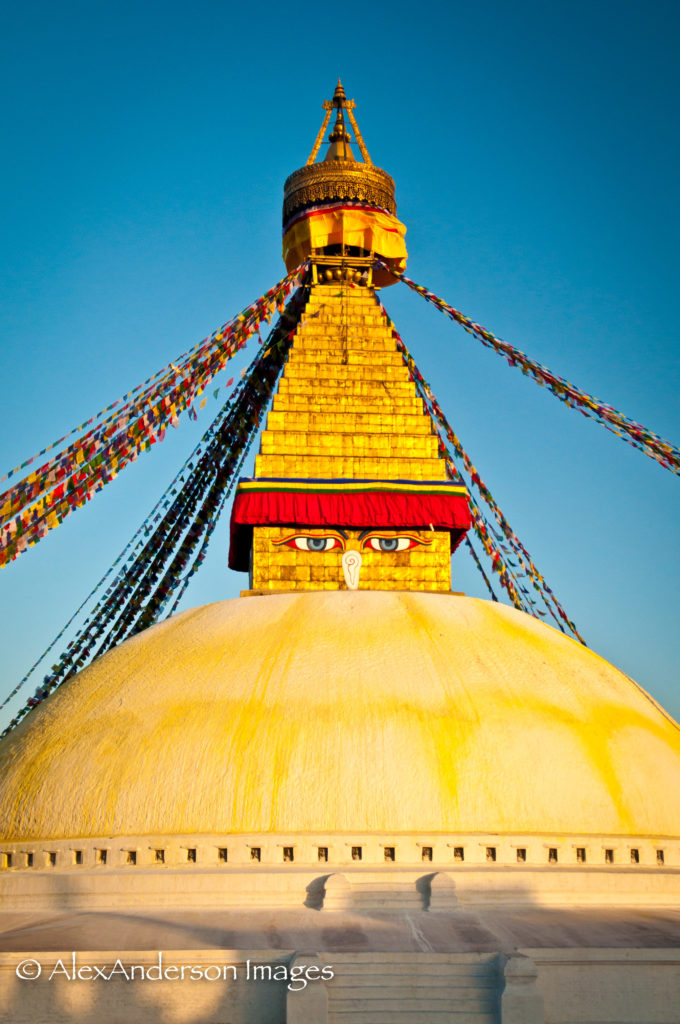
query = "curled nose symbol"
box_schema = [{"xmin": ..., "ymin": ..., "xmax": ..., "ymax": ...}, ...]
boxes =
[{"xmin": 342, "ymin": 550, "xmax": 362, "ymax": 590}]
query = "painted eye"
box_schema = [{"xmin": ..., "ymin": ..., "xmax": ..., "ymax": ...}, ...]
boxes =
[
  {"xmin": 364, "ymin": 536, "xmax": 421, "ymax": 552},
  {"xmin": 292, "ymin": 536, "xmax": 341, "ymax": 552},
  {"xmin": 273, "ymin": 533, "xmax": 344, "ymax": 552}
]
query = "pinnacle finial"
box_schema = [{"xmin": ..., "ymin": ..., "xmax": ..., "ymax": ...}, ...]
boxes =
[
  {"xmin": 325, "ymin": 100, "xmax": 353, "ymax": 162},
  {"xmin": 305, "ymin": 82, "xmax": 373, "ymax": 166}
]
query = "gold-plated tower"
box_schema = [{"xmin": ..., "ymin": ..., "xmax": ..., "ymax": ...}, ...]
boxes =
[{"xmin": 231, "ymin": 84, "xmax": 468, "ymax": 591}]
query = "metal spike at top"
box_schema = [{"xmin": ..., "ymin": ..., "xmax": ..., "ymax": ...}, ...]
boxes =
[
  {"xmin": 306, "ymin": 80, "xmax": 372, "ymax": 166},
  {"xmin": 332, "ymin": 79, "xmax": 346, "ymax": 104},
  {"xmin": 325, "ymin": 100, "xmax": 354, "ymax": 162}
]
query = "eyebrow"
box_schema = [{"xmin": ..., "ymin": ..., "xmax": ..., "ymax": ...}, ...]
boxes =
[{"xmin": 357, "ymin": 529, "xmax": 371, "ymax": 540}]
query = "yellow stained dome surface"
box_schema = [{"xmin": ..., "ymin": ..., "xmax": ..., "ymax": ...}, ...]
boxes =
[{"xmin": 1, "ymin": 591, "xmax": 679, "ymax": 841}]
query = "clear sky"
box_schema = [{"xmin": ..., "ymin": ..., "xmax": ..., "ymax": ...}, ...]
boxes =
[{"xmin": 1, "ymin": 0, "xmax": 678, "ymax": 729}]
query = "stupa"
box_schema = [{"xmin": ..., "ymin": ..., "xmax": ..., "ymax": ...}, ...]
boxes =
[{"xmin": 0, "ymin": 82, "xmax": 679, "ymax": 1024}]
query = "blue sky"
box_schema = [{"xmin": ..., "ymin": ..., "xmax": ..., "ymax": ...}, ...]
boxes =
[{"xmin": 1, "ymin": 0, "xmax": 678, "ymax": 728}]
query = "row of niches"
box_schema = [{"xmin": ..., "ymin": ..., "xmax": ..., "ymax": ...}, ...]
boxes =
[{"xmin": 0, "ymin": 837, "xmax": 675, "ymax": 871}]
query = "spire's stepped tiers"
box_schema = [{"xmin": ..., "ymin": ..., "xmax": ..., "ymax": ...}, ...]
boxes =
[
  {"xmin": 257, "ymin": 286, "xmax": 443, "ymax": 480},
  {"xmin": 230, "ymin": 282, "xmax": 470, "ymax": 592}
]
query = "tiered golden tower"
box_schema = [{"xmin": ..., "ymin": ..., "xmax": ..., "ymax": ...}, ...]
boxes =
[{"xmin": 229, "ymin": 83, "xmax": 470, "ymax": 593}]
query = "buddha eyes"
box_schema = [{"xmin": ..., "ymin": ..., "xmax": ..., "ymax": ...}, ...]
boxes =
[
  {"xmin": 275, "ymin": 533, "xmax": 425, "ymax": 552},
  {"xmin": 290, "ymin": 536, "xmax": 342, "ymax": 551},
  {"xmin": 364, "ymin": 536, "xmax": 420, "ymax": 552}
]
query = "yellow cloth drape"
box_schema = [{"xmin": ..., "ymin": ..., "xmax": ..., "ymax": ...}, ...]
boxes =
[{"xmin": 283, "ymin": 205, "xmax": 407, "ymax": 274}]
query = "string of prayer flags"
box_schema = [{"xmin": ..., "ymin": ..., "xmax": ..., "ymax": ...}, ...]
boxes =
[
  {"xmin": 0, "ymin": 390, "xmax": 243, "ymax": 718},
  {"xmin": 1, "ymin": 267, "xmax": 305, "ymax": 489},
  {"xmin": 2, "ymin": 263, "xmax": 307, "ymax": 532},
  {"xmin": 0, "ymin": 285, "xmax": 308, "ymax": 738},
  {"xmin": 380, "ymin": 302, "xmax": 585, "ymax": 643},
  {"xmin": 378, "ymin": 262, "xmax": 680, "ymax": 477},
  {"xmin": 465, "ymin": 537, "xmax": 499, "ymax": 602},
  {"xmin": 0, "ymin": 263, "xmax": 310, "ymax": 570}
]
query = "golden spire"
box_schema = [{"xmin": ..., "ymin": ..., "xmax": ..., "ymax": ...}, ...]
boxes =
[
  {"xmin": 306, "ymin": 79, "xmax": 373, "ymax": 166},
  {"xmin": 231, "ymin": 84, "xmax": 470, "ymax": 592},
  {"xmin": 332, "ymin": 78, "xmax": 346, "ymax": 102},
  {"xmin": 324, "ymin": 96, "xmax": 355, "ymax": 163}
]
